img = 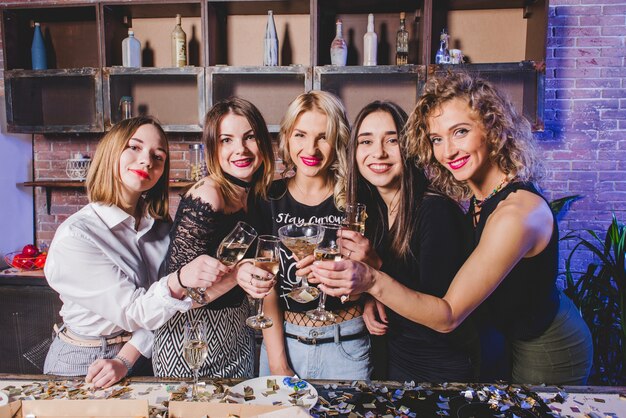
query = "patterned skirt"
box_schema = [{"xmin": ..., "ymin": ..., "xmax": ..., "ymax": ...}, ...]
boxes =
[{"xmin": 152, "ymin": 300, "xmax": 255, "ymax": 378}]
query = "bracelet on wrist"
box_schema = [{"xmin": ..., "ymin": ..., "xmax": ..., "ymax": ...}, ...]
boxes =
[
  {"xmin": 114, "ymin": 355, "xmax": 132, "ymax": 375},
  {"xmin": 176, "ymin": 268, "xmax": 187, "ymax": 289}
]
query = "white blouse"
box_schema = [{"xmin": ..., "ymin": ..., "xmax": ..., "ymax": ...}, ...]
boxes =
[{"xmin": 45, "ymin": 202, "xmax": 192, "ymax": 357}]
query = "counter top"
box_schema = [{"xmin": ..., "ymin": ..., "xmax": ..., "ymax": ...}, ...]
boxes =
[{"xmin": 1, "ymin": 375, "xmax": 624, "ymax": 417}]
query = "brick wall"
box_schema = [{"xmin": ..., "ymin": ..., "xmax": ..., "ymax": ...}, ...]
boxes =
[
  {"xmin": 1, "ymin": 0, "xmax": 625, "ymax": 276},
  {"xmin": 537, "ymin": 0, "xmax": 626, "ymax": 275}
]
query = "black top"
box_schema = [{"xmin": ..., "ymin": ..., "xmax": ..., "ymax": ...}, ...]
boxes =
[
  {"xmin": 371, "ymin": 190, "xmax": 477, "ymax": 382},
  {"xmin": 165, "ymin": 194, "xmax": 246, "ymax": 309},
  {"xmin": 472, "ymin": 181, "xmax": 560, "ymax": 340},
  {"xmin": 251, "ymin": 179, "xmax": 351, "ymax": 313}
]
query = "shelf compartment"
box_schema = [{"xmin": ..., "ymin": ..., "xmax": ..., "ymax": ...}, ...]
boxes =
[
  {"xmin": 207, "ymin": 0, "xmax": 310, "ymax": 66},
  {"xmin": 207, "ymin": 65, "xmax": 311, "ymax": 132},
  {"xmin": 429, "ymin": 61, "xmax": 545, "ymax": 131},
  {"xmin": 4, "ymin": 68, "xmax": 103, "ymax": 133},
  {"xmin": 103, "ymin": 67, "xmax": 205, "ymax": 132},
  {"xmin": 430, "ymin": 0, "xmax": 547, "ymax": 65},
  {"xmin": 1, "ymin": 5, "xmax": 99, "ymax": 70},
  {"xmin": 101, "ymin": 2, "xmax": 204, "ymax": 68},
  {"xmin": 314, "ymin": 65, "xmax": 426, "ymax": 123},
  {"xmin": 316, "ymin": 0, "xmax": 425, "ymax": 66}
]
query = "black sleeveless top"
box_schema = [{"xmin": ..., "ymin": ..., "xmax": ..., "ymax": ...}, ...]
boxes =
[
  {"xmin": 251, "ymin": 179, "xmax": 351, "ymax": 313},
  {"xmin": 472, "ymin": 182, "xmax": 560, "ymax": 340}
]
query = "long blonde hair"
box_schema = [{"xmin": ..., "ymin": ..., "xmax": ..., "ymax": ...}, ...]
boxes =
[
  {"xmin": 87, "ymin": 116, "xmax": 171, "ymax": 221},
  {"xmin": 407, "ymin": 72, "xmax": 543, "ymax": 201},
  {"xmin": 203, "ymin": 97, "xmax": 275, "ymax": 202},
  {"xmin": 278, "ymin": 91, "xmax": 350, "ymax": 207}
]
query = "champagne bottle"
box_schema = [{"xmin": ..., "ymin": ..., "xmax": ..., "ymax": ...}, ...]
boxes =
[
  {"xmin": 122, "ymin": 29, "xmax": 141, "ymax": 67},
  {"xmin": 171, "ymin": 14, "xmax": 187, "ymax": 67},
  {"xmin": 395, "ymin": 12, "xmax": 409, "ymax": 65},
  {"xmin": 330, "ymin": 19, "xmax": 347, "ymax": 66},
  {"xmin": 31, "ymin": 22, "xmax": 47, "ymax": 70},
  {"xmin": 363, "ymin": 14, "xmax": 377, "ymax": 66},
  {"xmin": 264, "ymin": 10, "xmax": 278, "ymax": 66}
]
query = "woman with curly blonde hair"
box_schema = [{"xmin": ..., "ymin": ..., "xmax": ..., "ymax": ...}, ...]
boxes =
[{"xmin": 312, "ymin": 73, "xmax": 592, "ymax": 385}]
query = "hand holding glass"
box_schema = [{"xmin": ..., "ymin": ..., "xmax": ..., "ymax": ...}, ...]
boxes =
[
  {"xmin": 246, "ymin": 235, "xmax": 280, "ymax": 329},
  {"xmin": 187, "ymin": 221, "xmax": 258, "ymax": 304},
  {"xmin": 342, "ymin": 203, "xmax": 367, "ymax": 235},
  {"xmin": 307, "ymin": 224, "xmax": 341, "ymax": 323},
  {"xmin": 277, "ymin": 223, "xmax": 324, "ymax": 303},
  {"xmin": 182, "ymin": 320, "xmax": 208, "ymax": 398}
]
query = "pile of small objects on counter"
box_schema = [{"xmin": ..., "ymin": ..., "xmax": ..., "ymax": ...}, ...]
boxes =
[{"xmin": 2, "ymin": 379, "xmax": 569, "ymax": 417}]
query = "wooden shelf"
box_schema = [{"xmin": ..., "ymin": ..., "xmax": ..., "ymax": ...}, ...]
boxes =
[{"xmin": 21, "ymin": 180, "xmax": 194, "ymax": 214}]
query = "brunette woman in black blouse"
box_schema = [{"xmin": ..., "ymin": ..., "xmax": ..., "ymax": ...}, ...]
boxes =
[{"xmin": 313, "ymin": 101, "xmax": 479, "ymax": 382}]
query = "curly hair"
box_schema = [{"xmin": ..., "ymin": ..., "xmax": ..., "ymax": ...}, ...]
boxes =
[{"xmin": 406, "ymin": 72, "xmax": 543, "ymax": 201}]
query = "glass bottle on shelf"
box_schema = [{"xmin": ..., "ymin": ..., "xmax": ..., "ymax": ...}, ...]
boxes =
[
  {"xmin": 363, "ymin": 14, "xmax": 377, "ymax": 66},
  {"xmin": 395, "ymin": 12, "xmax": 409, "ymax": 65},
  {"xmin": 120, "ymin": 96, "xmax": 133, "ymax": 120},
  {"xmin": 435, "ymin": 28, "xmax": 450, "ymax": 64},
  {"xmin": 122, "ymin": 29, "xmax": 141, "ymax": 68},
  {"xmin": 264, "ymin": 10, "xmax": 278, "ymax": 66},
  {"xmin": 171, "ymin": 14, "xmax": 187, "ymax": 67},
  {"xmin": 189, "ymin": 143, "xmax": 207, "ymax": 181},
  {"xmin": 330, "ymin": 19, "xmax": 347, "ymax": 66},
  {"xmin": 31, "ymin": 22, "xmax": 47, "ymax": 70}
]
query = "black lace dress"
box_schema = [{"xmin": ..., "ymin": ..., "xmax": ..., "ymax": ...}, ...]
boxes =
[{"xmin": 152, "ymin": 195, "xmax": 255, "ymax": 378}]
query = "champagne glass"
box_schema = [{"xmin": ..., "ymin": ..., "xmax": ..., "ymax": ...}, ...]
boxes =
[
  {"xmin": 187, "ymin": 221, "xmax": 258, "ymax": 304},
  {"xmin": 277, "ymin": 223, "xmax": 324, "ymax": 303},
  {"xmin": 307, "ymin": 224, "xmax": 342, "ymax": 323},
  {"xmin": 245, "ymin": 235, "xmax": 280, "ymax": 329},
  {"xmin": 182, "ymin": 320, "xmax": 208, "ymax": 398},
  {"xmin": 342, "ymin": 203, "xmax": 367, "ymax": 235}
]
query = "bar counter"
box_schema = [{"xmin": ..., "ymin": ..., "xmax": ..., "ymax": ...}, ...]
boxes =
[{"xmin": 1, "ymin": 374, "xmax": 625, "ymax": 417}]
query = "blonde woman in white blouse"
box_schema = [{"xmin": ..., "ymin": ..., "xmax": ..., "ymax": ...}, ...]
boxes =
[{"xmin": 43, "ymin": 117, "xmax": 271, "ymax": 388}]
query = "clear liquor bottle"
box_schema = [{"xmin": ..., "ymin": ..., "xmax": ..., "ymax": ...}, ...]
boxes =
[
  {"xmin": 395, "ymin": 12, "xmax": 409, "ymax": 65},
  {"xmin": 330, "ymin": 19, "xmax": 347, "ymax": 66},
  {"xmin": 171, "ymin": 14, "xmax": 187, "ymax": 67},
  {"xmin": 264, "ymin": 10, "xmax": 278, "ymax": 66},
  {"xmin": 363, "ymin": 14, "xmax": 377, "ymax": 66},
  {"xmin": 435, "ymin": 28, "xmax": 450, "ymax": 64}
]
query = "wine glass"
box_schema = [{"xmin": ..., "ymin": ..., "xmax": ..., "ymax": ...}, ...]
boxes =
[
  {"xmin": 277, "ymin": 223, "xmax": 324, "ymax": 303},
  {"xmin": 182, "ymin": 320, "xmax": 208, "ymax": 398},
  {"xmin": 307, "ymin": 224, "xmax": 342, "ymax": 323},
  {"xmin": 245, "ymin": 235, "xmax": 281, "ymax": 329},
  {"xmin": 187, "ymin": 221, "xmax": 258, "ymax": 304},
  {"xmin": 342, "ymin": 203, "xmax": 367, "ymax": 235}
]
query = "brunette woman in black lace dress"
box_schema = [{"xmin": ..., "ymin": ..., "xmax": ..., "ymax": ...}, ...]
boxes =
[{"xmin": 152, "ymin": 98, "xmax": 276, "ymax": 378}]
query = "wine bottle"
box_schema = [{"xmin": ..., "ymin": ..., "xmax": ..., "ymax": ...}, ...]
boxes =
[
  {"xmin": 264, "ymin": 10, "xmax": 278, "ymax": 66},
  {"xmin": 171, "ymin": 14, "xmax": 187, "ymax": 67},
  {"xmin": 395, "ymin": 12, "xmax": 409, "ymax": 65},
  {"xmin": 330, "ymin": 19, "xmax": 347, "ymax": 66},
  {"xmin": 435, "ymin": 28, "xmax": 450, "ymax": 64},
  {"xmin": 363, "ymin": 14, "xmax": 377, "ymax": 66},
  {"xmin": 31, "ymin": 22, "xmax": 47, "ymax": 70},
  {"xmin": 122, "ymin": 29, "xmax": 141, "ymax": 67}
]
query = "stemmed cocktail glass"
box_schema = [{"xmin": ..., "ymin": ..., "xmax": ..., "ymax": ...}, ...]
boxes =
[
  {"xmin": 277, "ymin": 223, "xmax": 324, "ymax": 303},
  {"xmin": 246, "ymin": 235, "xmax": 280, "ymax": 329},
  {"xmin": 307, "ymin": 224, "xmax": 342, "ymax": 323},
  {"xmin": 182, "ymin": 320, "xmax": 208, "ymax": 398}
]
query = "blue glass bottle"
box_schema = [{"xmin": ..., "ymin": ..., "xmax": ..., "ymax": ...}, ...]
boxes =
[{"xmin": 31, "ymin": 22, "xmax": 47, "ymax": 70}]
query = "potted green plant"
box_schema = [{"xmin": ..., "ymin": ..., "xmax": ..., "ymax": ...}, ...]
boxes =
[{"xmin": 562, "ymin": 214, "xmax": 626, "ymax": 385}]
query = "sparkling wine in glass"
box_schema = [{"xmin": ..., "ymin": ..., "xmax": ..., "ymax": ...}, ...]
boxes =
[
  {"xmin": 342, "ymin": 203, "xmax": 367, "ymax": 235},
  {"xmin": 246, "ymin": 235, "xmax": 280, "ymax": 329},
  {"xmin": 182, "ymin": 320, "xmax": 208, "ymax": 398},
  {"xmin": 277, "ymin": 223, "xmax": 324, "ymax": 303},
  {"xmin": 187, "ymin": 221, "xmax": 258, "ymax": 305},
  {"xmin": 307, "ymin": 224, "xmax": 342, "ymax": 323}
]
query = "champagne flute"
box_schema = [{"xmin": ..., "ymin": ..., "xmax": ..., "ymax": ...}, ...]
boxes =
[
  {"xmin": 182, "ymin": 320, "xmax": 208, "ymax": 398},
  {"xmin": 277, "ymin": 223, "xmax": 324, "ymax": 303},
  {"xmin": 187, "ymin": 221, "xmax": 258, "ymax": 305},
  {"xmin": 342, "ymin": 203, "xmax": 367, "ymax": 235},
  {"xmin": 307, "ymin": 224, "xmax": 342, "ymax": 323},
  {"xmin": 245, "ymin": 235, "xmax": 280, "ymax": 329}
]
